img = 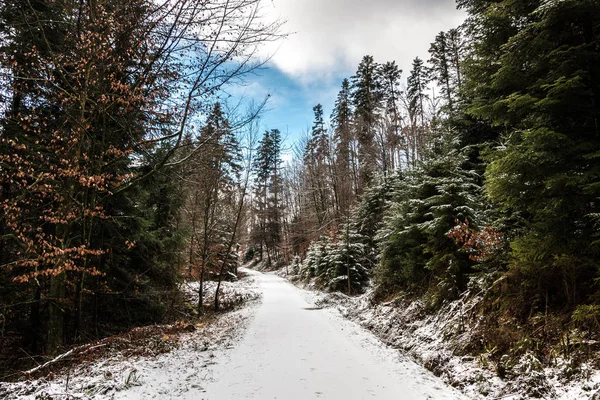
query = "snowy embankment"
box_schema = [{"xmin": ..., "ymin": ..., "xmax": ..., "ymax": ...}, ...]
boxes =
[
  {"xmin": 283, "ymin": 273, "xmax": 600, "ymax": 400},
  {"xmin": 0, "ymin": 269, "xmax": 261, "ymax": 400},
  {"xmin": 181, "ymin": 270, "xmax": 261, "ymax": 310}
]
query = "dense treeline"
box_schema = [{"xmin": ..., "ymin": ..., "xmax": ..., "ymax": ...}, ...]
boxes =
[
  {"xmin": 0, "ymin": 0, "xmax": 281, "ymax": 368},
  {"xmin": 262, "ymin": 0, "xmax": 600, "ymax": 359}
]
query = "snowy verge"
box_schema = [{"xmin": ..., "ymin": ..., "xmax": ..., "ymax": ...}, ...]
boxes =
[
  {"xmin": 280, "ymin": 272, "xmax": 600, "ymax": 400},
  {"xmin": 0, "ymin": 270, "xmax": 261, "ymax": 400},
  {"xmin": 181, "ymin": 269, "xmax": 262, "ymax": 310}
]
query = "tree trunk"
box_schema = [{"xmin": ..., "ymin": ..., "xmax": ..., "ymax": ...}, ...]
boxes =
[
  {"xmin": 74, "ymin": 272, "xmax": 85, "ymax": 342},
  {"xmin": 197, "ymin": 264, "xmax": 205, "ymax": 314},
  {"xmin": 346, "ymin": 222, "xmax": 351, "ymax": 296},
  {"xmin": 215, "ymin": 178, "xmax": 250, "ymax": 311},
  {"xmin": 266, "ymin": 246, "xmax": 272, "ymax": 269},
  {"xmin": 29, "ymin": 286, "xmax": 42, "ymax": 353},
  {"xmin": 47, "ymin": 272, "xmax": 66, "ymax": 355}
]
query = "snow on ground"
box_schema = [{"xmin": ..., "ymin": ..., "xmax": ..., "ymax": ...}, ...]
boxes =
[
  {"xmin": 286, "ymin": 275, "xmax": 600, "ymax": 400},
  {"xmin": 1, "ymin": 268, "xmax": 467, "ymax": 400},
  {"xmin": 0, "ymin": 269, "xmax": 261, "ymax": 400},
  {"xmin": 181, "ymin": 269, "xmax": 262, "ymax": 310},
  {"xmin": 6, "ymin": 266, "xmax": 595, "ymax": 400},
  {"xmin": 201, "ymin": 271, "xmax": 466, "ymax": 399}
]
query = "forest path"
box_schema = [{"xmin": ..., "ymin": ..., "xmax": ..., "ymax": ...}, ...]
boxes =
[{"xmin": 199, "ymin": 268, "xmax": 465, "ymax": 400}]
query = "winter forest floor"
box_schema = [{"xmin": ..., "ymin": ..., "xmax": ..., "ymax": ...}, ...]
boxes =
[
  {"xmin": 2, "ymin": 267, "xmax": 465, "ymax": 400},
  {"xmin": 0, "ymin": 269, "xmax": 261, "ymax": 399},
  {"xmin": 4, "ymin": 266, "xmax": 600, "ymax": 400}
]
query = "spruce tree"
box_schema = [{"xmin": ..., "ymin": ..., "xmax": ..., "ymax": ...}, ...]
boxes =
[
  {"xmin": 325, "ymin": 227, "xmax": 370, "ymax": 294},
  {"xmin": 252, "ymin": 129, "xmax": 284, "ymax": 267},
  {"xmin": 379, "ymin": 61, "xmax": 403, "ymax": 172},
  {"xmin": 405, "ymin": 57, "xmax": 430, "ymax": 165},
  {"xmin": 378, "ymin": 131, "xmax": 481, "ymax": 299},
  {"xmin": 351, "ymin": 55, "xmax": 383, "ymax": 190},
  {"xmin": 304, "ymin": 104, "xmax": 331, "ymax": 226},
  {"xmin": 302, "ymin": 235, "xmax": 330, "ymax": 281},
  {"xmin": 331, "ymin": 79, "xmax": 355, "ymax": 215},
  {"xmin": 447, "ymin": 28, "xmax": 465, "ymax": 97},
  {"xmin": 185, "ymin": 103, "xmax": 241, "ymax": 311},
  {"xmin": 429, "ymin": 31, "xmax": 454, "ymax": 112},
  {"xmin": 465, "ymin": 0, "xmax": 600, "ymax": 312}
]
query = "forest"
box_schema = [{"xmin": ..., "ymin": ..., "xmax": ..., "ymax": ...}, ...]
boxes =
[{"xmin": 1, "ymin": 0, "xmax": 600, "ymax": 390}]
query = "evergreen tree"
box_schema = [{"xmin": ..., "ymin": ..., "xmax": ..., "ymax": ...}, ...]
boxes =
[
  {"xmin": 325, "ymin": 227, "xmax": 370, "ymax": 294},
  {"xmin": 405, "ymin": 57, "xmax": 430, "ymax": 165},
  {"xmin": 447, "ymin": 28, "xmax": 465, "ymax": 97},
  {"xmin": 351, "ymin": 55, "xmax": 383, "ymax": 190},
  {"xmin": 378, "ymin": 131, "xmax": 481, "ymax": 300},
  {"xmin": 351, "ymin": 176, "xmax": 396, "ymax": 264},
  {"xmin": 252, "ymin": 129, "xmax": 284, "ymax": 267},
  {"xmin": 266, "ymin": 129, "xmax": 285, "ymax": 265},
  {"xmin": 465, "ymin": 0, "xmax": 600, "ymax": 312},
  {"xmin": 429, "ymin": 31, "xmax": 454, "ymax": 112},
  {"xmin": 379, "ymin": 61, "xmax": 403, "ymax": 172},
  {"xmin": 301, "ymin": 235, "xmax": 330, "ymax": 281},
  {"xmin": 304, "ymin": 104, "xmax": 332, "ymax": 226},
  {"xmin": 300, "ymin": 230, "xmax": 369, "ymax": 294},
  {"xmin": 331, "ymin": 79, "xmax": 355, "ymax": 215},
  {"xmin": 407, "ymin": 57, "xmax": 430, "ymax": 127},
  {"xmin": 101, "ymin": 149, "xmax": 185, "ymax": 332},
  {"xmin": 184, "ymin": 103, "xmax": 241, "ymax": 312}
]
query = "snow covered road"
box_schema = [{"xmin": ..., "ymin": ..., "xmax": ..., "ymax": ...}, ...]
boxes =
[{"xmin": 199, "ymin": 269, "xmax": 465, "ymax": 400}]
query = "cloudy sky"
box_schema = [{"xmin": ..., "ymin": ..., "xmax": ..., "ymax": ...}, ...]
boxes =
[{"xmin": 237, "ymin": 0, "xmax": 466, "ymax": 149}]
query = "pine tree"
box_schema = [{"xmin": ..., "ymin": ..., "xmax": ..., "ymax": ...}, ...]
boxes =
[
  {"xmin": 324, "ymin": 227, "xmax": 370, "ymax": 294},
  {"xmin": 304, "ymin": 104, "xmax": 332, "ymax": 226},
  {"xmin": 405, "ymin": 57, "xmax": 431, "ymax": 165},
  {"xmin": 331, "ymin": 79, "xmax": 355, "ymax": 215},
  {"xmin": 184, "ymin": 103, "xmax": 241, "ymax": 312},
  {"xmin": 378, "ymin": 131, "xmax": 481, "ymax": 299},
  {"xmin": 429, "ymin": 31, "xmax": 454, "ymax": 112},
  {"xmin": 379, "ymin": 61, "xmax": 403, "ymax": 172},
  {"xmin": 351, "ymin": 55, "xmax": 383, "ymax": 190},
  {"xmin": 465, "ymin": 0, "xmax": 600, "ymax": 312},
  {"xmin": 252, "ymin": 129, "xmax": 284, "ymax": 267}
]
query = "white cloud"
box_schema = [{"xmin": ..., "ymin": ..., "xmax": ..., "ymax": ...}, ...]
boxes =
[{"xmin": 260, "ymin": 0, "xmax": 466, "ymax": 83}]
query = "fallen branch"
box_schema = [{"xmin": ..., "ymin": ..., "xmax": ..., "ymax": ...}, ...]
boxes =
[
  {"xmin": 24, "ymin": 349, "xmax": 75, "ymax": 375},
  {"xmin": 23, "ymin": 343, "xmax": 107, "ymax": 376}
]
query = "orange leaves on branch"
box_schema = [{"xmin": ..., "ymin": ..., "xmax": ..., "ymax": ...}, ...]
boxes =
[{"xmin": 447, "ymin": 219, "xmax": 504, "ymax": 262}]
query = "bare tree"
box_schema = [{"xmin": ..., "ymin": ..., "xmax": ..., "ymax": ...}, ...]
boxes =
[{"xmin": 213, "ymin": 109, "xmax": 260, "ymax": 310}]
